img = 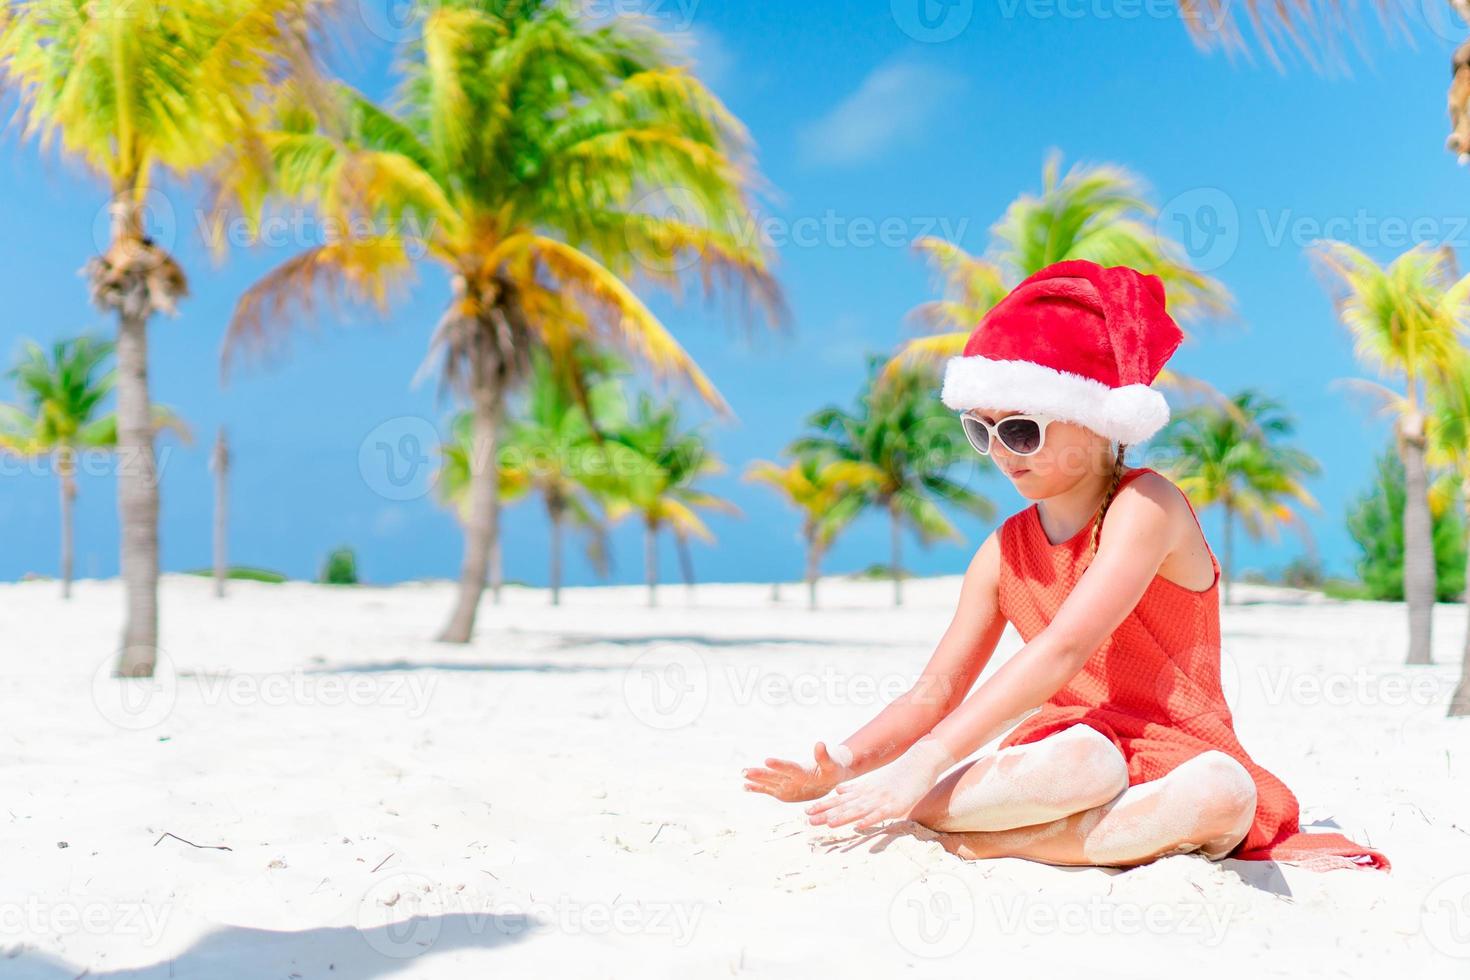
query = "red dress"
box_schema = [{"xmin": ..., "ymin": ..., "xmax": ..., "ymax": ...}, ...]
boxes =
[{"xmin": 994, "ymin": 466, "xmax": 1391, "ymax": 872}]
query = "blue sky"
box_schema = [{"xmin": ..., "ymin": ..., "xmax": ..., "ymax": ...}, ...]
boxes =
[{"xmin": 0, "ymin": 1, "xmax": 1462, "ymax": 586}]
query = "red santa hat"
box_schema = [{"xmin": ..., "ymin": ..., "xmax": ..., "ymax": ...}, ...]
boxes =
[{"xmin": 939, "ymin": 259, "xmax": 1185, "ymax": 445}]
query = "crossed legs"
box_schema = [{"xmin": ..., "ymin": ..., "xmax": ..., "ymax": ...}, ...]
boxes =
[{"xmin": 907, "ymin": 724, "xmax": 1258, "ymax": 868}]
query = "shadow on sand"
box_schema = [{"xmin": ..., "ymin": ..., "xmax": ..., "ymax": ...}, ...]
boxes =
[{"xmin": 6, "ymin": 912, "xmax": 540, "ymax": 979}]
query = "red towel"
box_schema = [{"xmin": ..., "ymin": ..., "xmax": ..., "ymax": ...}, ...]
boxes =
[{"xmin": 1234, "ymin": 830, "xmax": 1391, "ymax": 871}]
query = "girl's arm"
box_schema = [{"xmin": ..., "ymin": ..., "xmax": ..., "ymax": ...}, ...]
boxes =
[
  {"xmin": 828, "ymin": 529, "xmax": 1009, "ymax": 775},
  {"xmin": 743, "ymin": 529, "xmax": 1008, "ymax": 803},
  {"xmin": 808, "ymin": 477, "xmax": 1183, "ymax": 830}
]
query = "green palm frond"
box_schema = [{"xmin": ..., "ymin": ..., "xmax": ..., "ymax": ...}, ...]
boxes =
[
  {"xmin": 2, "ymin": 336, "xmax": 116, "ymax": 453},
  {"xmin": 990, "ymin": 151, "xmax": 1232, "ymax": 321},
  {"xmin": 1310, "ymin": 242, "xmax": 1470, "ymax": 408},
  {"xmin": 1155, "ymin": 388, "xmax": 1322, "ymax": 545},
  {"xmin": 584, "ymin": 390, "xmax": 734, "ymax": 543},
  {"xmin": 793, "ymin": 354, "xmax": 997, "ymax": 531},
  {"xmin": 0, "ymin": 0, "xmax": 335, "ymax": 207},
  {"xmin": 225, "ymin": 0, "xmax": 784, "ymax": 417},
  {"xmin": 1426, "ymin": 348, "xmax": 1470, "ymax": 486},
  {"xmin": 885, "ymin": 152, "xmax": 1232, "ymax": 394}
]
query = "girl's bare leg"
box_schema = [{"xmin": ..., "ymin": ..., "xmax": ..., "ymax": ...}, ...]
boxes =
[
  {"xmin": 908, "ymin": 723, "xmax": 1131, "ymax": 832},
  {"xmin": 931, "ymin": 749, "xmax": 1259, "ymax": 868}
]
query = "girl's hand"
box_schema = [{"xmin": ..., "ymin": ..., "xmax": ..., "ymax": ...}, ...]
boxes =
[
  {"xmin": 743, "ymin": 741, "xmax": 853, "ymax": 803},
  {"xmin": 804, "ymin": 737, "xmax": 956, "ymax": 831}
]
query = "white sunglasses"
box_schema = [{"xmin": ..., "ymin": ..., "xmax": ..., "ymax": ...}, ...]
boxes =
[{"xmin": 959, "ymin": 410, "xmax": 1060, "ymax": 456}]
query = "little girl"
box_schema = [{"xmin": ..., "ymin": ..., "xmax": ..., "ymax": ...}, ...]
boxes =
[{"xmin": 744, "ymin": 259, "xmax": 1390, "ymax": 873}]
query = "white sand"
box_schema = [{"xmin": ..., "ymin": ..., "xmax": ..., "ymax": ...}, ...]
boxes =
[{"xmin": 1, "ymin": 572, "xmax": 1468, "ymax": 978}]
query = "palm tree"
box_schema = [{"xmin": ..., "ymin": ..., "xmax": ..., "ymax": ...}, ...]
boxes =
[
  {"xmin": 224, "ymin": 0, "xmax": 782, "ymax": 643},
  {"xmin": 589, "ymin": 392, "xmax": 739, "ymax": 607},
  {"xmin": 1310, "ymin": 242, "xmax": 1470, "ymax": 665},
  {"xmin": 883, "ymin": 152, "xmax": 1233, "ymax": 408},
  {"xmin": 0, "ymin": 336, "xmax": 189, "ymax": 598},
  {"xmin": 1154, "ymin": 389, "xmax": 1323, "ymax": 605},
  {"xmin": 1426, "ymin": 349, "xmax": 1470, "ymax": 715},
  {"xmin": 438, "ymin": 345, "xmax": 619, "ymax": 605},
  {"xmin": 744, "ymin": 453, "xmax": 871, "ymax": 610},
  {"xmin": 0, "ymin": 337, "xmax": 115, "ymax": 598},
  {"xmin": 792, "ymin": 355, "xmax": 996, "ymax": 607},
  {"xmin": 0, "ymin": 0, "xmax": 331, "ymax": 675}
]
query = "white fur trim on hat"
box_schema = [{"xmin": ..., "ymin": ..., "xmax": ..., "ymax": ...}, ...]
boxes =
[{"xmin": 940, "ymin": 355, "xmax": 1170, "ymax": 444}]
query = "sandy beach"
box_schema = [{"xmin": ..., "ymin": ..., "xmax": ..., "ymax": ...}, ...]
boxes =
[{"xmin": 2, "ymin": 572, "xmax": 1467, "ymax": 978}]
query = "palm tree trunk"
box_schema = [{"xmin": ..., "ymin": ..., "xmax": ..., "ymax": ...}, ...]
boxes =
[
  {"xmin": 890, "ymin": 496, "xmax": 903, "ymax": 607},
  {"xmin": 1223, "ymin": 502, "xmax": 1234, "ymax": 606},
  {"xmin": 549, "ymin": 500, "xmax": 563, "ymax": 607},
  {"xmin": 438, "ymin": 380, "xmax": 504, "ymax": 644},
  {"xmin": 1451, "ymin": 492, "xmax": 1470, "ymax": 717},
  {"xmin": 212, "ymin": 428, "xmax": 229, "ymax": 599},
  {"xmin": 806, "ymin": 531, "xmax": 821, "ymax": 611},
  {"xmin": 645, "ymin": 519, "xmax": 658, "ymax": 608},
  {"xmin": 676, "ymin": 532, "xmax": 695, "ymax": 595},
  {"xmin": 113, "ymin": 310, "xmax": 159, "ymax": 677},
  {"xmin": 1401, "ymin": 421, "xmax": 1436, "ymax": 665},
  {"xmin": 490, "ymin": 520, "xmax": 503, "ymax": 605},
  {"xmin": 59, "ymin": 463, "xmax": 76, "ymax": 600}
]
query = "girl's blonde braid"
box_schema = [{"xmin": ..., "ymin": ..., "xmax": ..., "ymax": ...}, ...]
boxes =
[{"xmin": 1089, "ymin": 442, "xmax": 1128, "ymax": 561}]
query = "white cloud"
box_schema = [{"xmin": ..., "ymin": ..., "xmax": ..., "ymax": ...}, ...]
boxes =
[
  {"xmin": 798, "ymin": 60, "xmax": 965, "ymax": 168},
  {"xmin": 677, "ymin": 25, "xmax": 735, "ymax": 92},
  {"xmin": 371, "ymin": 505, "xmax": 410, "ymax": 538}
]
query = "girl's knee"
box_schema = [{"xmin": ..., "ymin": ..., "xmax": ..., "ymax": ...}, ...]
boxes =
[
  {"xmin": 1052, "ymin": 725, "xmax": 1128, "ymax": 803},
  {"xmin": 1183, "ymin": 750, "xmax": 1257, "ymax": 840}
]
